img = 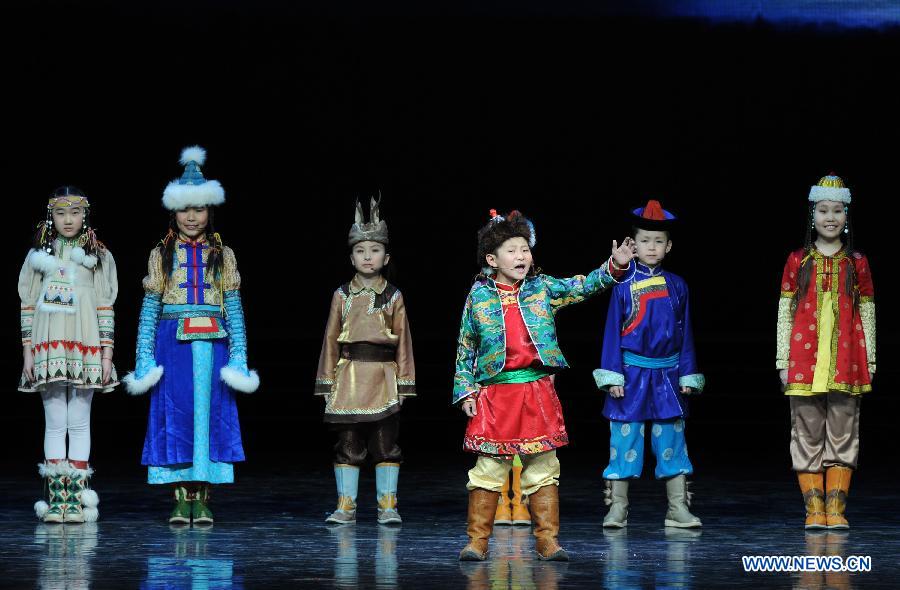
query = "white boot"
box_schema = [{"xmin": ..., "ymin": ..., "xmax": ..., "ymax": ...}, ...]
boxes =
[
  {"xmin": 602, "ymin": 480, "xmax": 629, "ymax": 528},
  {"xmin": 664, "ymin": 475, "xmax": 701, "ymax": 528}
]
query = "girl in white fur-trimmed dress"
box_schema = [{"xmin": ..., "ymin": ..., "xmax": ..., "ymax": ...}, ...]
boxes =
[{"xmin": 19, "ymin": 186, "xmax": 118, "ymax": 523}]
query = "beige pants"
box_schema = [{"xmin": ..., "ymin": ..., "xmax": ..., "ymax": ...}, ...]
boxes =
[
  {"xmin": 790, "ymin": 392, "xmax": 861, "ymax": 472},
  {"xmin": 467, "ymin": 450, "xmax": 560, "ymax": 496}
]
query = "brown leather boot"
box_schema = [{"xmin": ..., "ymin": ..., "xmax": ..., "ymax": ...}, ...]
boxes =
[
  {"xmin": 529, "ymin": 485, "xmax": 569, "ymax": 561},
  {"xmin": 459, "ymin": 488, "xmax": 500, "ymax": 561},
  {"xmin": 510, "ymin": 464, "xmax": 532, "ymax": 525},
  {"xmin": 493, "ymin": 472, "xmax": 513, "ymax": 525},
  {"xmin": 824, "ymin": 466, "xmax": 852, "ymax": 529},
  {"xmin": 797, "ymin": 472, "xmax": 827, "ymax": 529}
]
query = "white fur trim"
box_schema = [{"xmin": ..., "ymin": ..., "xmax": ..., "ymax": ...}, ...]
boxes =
[
  {"xmin": 81, "ymin": 489, "xmax": 99, "ymax": 508},
  {"xmin": 809, "ymin": 185, "xmax": 851, "ymax": 203},
  {"xmin": 30, "ymin": 251, "xmax": 79, "ymax": 314},
  {"xmin": 70, "ymin": 465, "xmax": 95, "ymax": 479},
  {"xmin": 69, "ymin": 247, "xmax": 98, "ymax": 269},
  {"xmin": 123, "ymin": 365, "xmax": 164, "ymax": 395},
  {"xmin": 162, "ymin": 180, "xmax": 225, "ymax": 210},
  {"xmin": 34, "ymin": 501, "xmax": 49, "ymax": 519},
  {"xmin": 38, "ymin": 460, "xmax": 70, "ymax": 477},
  {"xmin": 179, "ymin": 145, "xmax": 207, "ymax": 166},
  {"xmin": 70, "ymin": 246, "xmax": 85, "ymax": 263},
  {"xmin": 220, "ymin": 366, "xmax": 260, "ymax": 393},
  {"xmin": 28, "ymin": 250, "xmax": 60, "ymax": 275},
  {"xmin": 83, "ymin": 507, "xmax": 99, "ymax": 522}
]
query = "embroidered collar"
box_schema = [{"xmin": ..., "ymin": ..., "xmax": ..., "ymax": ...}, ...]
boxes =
[
  {"xmin": 635, "ymin": 261, "xmax": 664, "ymax": 277},
  {"xmin": 495, "ymin": 280, "xmax": 522, "ymax": 292},
  {"xmin": 178, "ymin": 235, "xmax": 207, "ymax": 246},
  {"xmin": 348, "ymin": 274, "xmax": 387, "ymax": 295},
  {"xmin": 484, "ymin": 275, "xmax": 535, "ymax": 291},
  {"xmin": 810, "ymin": 247, "xmax": 846, "ymax": 261}
]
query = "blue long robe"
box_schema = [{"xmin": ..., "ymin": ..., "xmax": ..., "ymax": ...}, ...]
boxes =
[{"xmin": 597, "ymin": 263, "xmax": 702, "ymax": 421}]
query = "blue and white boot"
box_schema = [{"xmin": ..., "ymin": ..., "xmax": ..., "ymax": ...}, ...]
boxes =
[
  {"xmin": 326, "ymin": 464, "xmax": 359, "ymax": 525},
  {"xmin": 375, "ymin": 462, "xmax": 402, "ymax": 525}
]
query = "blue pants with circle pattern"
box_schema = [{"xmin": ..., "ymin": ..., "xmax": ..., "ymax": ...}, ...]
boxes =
[{"xmin": 602, "ymin": 418, "xmax": 693, "ymax": 480}]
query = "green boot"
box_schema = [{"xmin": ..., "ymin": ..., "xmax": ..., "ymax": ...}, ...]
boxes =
[
  {"xmin": 169, "ymin": 485, "xmax": 192, "ymax": 524},
  {"xmin": 64, "ymin": 463, "xmax": 97, "ymax": 523},
  {"xmin": 192, "ymin": 484, "xmax": 214, "ymax": 525},
  {"xmin": 36, "ymin": 461, "xmax": 69, "ymax": 524}
]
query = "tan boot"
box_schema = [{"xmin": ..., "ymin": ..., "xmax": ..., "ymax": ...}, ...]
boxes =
[
  {"xmin": 529, "ymin": 485, "xmax": 569, "ymax": 561},
  {"xmin": 493, "ymin": 472, "xmax": 513, "ymax": 525},
  {"xmin": 798, "ymin": 472, "xmax": 827, "ymax": 529},
  {"xmin": 663, "ymin": 475, "xmax": 701, "ymax": 528},
  {"xmin": 459, "ymin": 488, "xmax": 500, "ymax": 561},
  {"xmin": 824, "ymin": 466, "xmax": 852, "ymax": 529},
  {"xmin": 510, "ymin": 464, "xmax": 531, "ymax": 526}
]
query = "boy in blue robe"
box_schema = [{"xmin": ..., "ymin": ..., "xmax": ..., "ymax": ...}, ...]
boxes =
[{"xmin": 593, "ymin": 200, "xmax": 704, "ymax": 529}]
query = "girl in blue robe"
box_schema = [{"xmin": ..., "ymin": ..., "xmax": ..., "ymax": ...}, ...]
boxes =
[{"xmin": 125, "ymin": 147, "xmax": 259, "ymax": 524}]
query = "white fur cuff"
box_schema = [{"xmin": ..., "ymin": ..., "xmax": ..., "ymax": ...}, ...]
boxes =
[
  {"xmin": 221, "ymin": 366, "xmax": 260, "ymax": 393},
  {"xmin": 809, "ymin": 185, "xmax": 851, "ymax": 203},
  {"xmin": 123, "ymin": 366, "xmax": 164, "ymax": 395},
  {"xmin": 38, "ymin": 460, "xmax": 70, "ymax": 477}
]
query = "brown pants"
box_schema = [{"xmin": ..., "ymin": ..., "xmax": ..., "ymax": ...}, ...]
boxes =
[
  {"xmin": 789, "ymin": 392, "xmax": 861, "ymax": 472},
  {"xmin": 332, "ymin": 414, "xmax": 402, "ymax": 466}
]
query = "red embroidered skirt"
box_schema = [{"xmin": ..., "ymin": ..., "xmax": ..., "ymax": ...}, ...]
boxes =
[{"xmin": 463, "ymin": 375, "xmax": 568, "ymax": 456}]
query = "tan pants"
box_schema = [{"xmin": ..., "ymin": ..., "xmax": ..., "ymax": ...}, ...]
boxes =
[
  {"xmin": 467, "ymin": 450, "xmax": 560, "ymax": 496},
  {"xmin": 790, "ymin": 392, "xmax": 861, "ymax": 472}
]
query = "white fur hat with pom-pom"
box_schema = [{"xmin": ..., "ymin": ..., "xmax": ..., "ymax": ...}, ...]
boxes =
[{"xmin": 162, "ymin": 146, "xmax": 226, "ymax": 211}]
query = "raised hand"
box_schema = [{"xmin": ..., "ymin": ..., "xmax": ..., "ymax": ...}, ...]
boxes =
[{"xmin": 611, "ymin": 237, "xmax": 636, "ymax": 268}]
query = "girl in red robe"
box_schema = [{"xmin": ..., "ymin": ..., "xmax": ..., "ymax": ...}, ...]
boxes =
[{"xmin": 777, "ymin": 174, "xmax": 875, "ymax": 530}]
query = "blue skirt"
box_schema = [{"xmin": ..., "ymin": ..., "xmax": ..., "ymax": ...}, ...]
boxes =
[{"xmin": 141, "ymin": 319, "xmax": 244, "ymax": 483}]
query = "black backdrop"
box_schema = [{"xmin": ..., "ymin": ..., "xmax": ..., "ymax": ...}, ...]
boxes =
[{"xmin": 2, "ymin": 2, "xmax": 898, "ymax": 482}]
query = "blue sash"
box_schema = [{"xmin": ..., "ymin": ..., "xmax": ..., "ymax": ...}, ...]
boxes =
[{"xmin": 623, "ymin": 351, "xmax": 679, "ymax": 369}]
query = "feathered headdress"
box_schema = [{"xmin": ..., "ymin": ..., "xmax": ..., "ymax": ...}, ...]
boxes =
[{"xmin": 348, "ymin": 195, "xmax": 389, "ymax": 246}]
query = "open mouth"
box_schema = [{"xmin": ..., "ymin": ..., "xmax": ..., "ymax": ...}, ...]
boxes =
[{"xmin": 514, "ymin": 264, "xmax": 527, "ymax": 271}]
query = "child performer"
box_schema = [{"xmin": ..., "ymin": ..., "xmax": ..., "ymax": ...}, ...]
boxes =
[
  {"xmin": 777, "ymin": 174, "xmax": 874, "ymax": 529},
  {"xmin": 315, "ymin": 198, "xmax": 415, "ymax": 525},
  {"xmin": 125, "ymin": 146, "xmax": 259, "ymax": 524},
  {"xmin": 20, "ymin": 186, "xmax": 118, "ymax": 523},
  {"xmin": 455, "ymin": 209, "xmax": 634, "ymax": 561},
  {"xmin": 594, "ymin": 200, "xmax": 704, "ymax": 529}
]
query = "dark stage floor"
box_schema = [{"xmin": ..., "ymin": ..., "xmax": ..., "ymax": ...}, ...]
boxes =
[{"xmin": 1, "ymin": 461, "xmax": 897, "ymax": 589}]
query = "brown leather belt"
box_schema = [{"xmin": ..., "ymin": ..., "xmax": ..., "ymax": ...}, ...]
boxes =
[{"xmin": 340, "ymin": 343, "xmax": 396, "ymax": 362}]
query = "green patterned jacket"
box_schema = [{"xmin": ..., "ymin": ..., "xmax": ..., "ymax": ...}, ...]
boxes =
[{"xmin": 452, "ymin": 260, "xmax": 621, "ymax": 404}]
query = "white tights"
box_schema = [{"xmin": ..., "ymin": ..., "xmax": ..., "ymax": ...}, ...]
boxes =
[{"xmin": 41, "ymin": 383, "xmax": 94, "ymax": 462}]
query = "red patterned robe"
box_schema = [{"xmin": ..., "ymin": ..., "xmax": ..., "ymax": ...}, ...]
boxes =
[{"xmin": 777, "ymin": 248, "xmax": 876, "ymax": 395}]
